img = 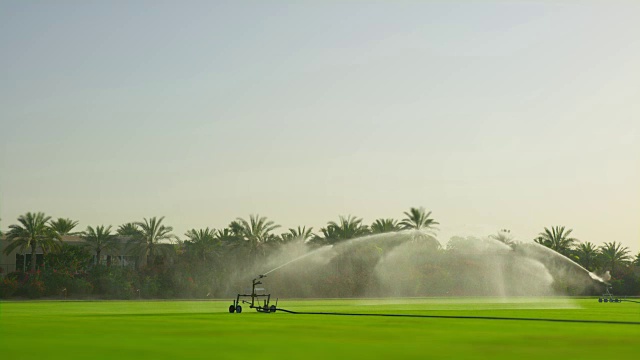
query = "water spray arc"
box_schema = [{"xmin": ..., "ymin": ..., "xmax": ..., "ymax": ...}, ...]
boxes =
[
  {"xmin": 229, "ymin": 245, "xmax": 334, "ymax": 314},
  {"xmin": 262, "ymin": 245, "xmax": 333, "ymax": 276},
  {"xmin": 227, "ymin": 230, "xmax": 639, "ymax": 315}
]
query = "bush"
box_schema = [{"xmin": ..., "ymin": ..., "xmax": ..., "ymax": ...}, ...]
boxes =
[
  {"xmin": 5, "ymin": 271, "xmax": 47, "ymax": 298},
  {"xmin": 103, "ymin": 268, "xmax": 135, "ymax": 299},
  {"xmin": 69, "ymin": 277, "xmax": 93, "ymax": 296},
  {"xmin": 22, "ymin": 275, "xmax": 46, "ymax": 298},
  {"xmin": 134, "ymin": 265, "xmax": 177, "ymax": 299},
  {"xmin": 87, "ymin": 266, "xmax": 135, "ymax": 299},
  {"xmin": 5, "ymin": 271, "xmax": 27, "ymax": 282},
  {"xmin": 0, "ymin": 277, "xmax": 19, "ymax": 298},
  {"xmin": 42, "ymin": 268, "xmax": 74, "ymax": 296},
  {"xmin": 45, "ymin": 244, "xmax": 92, "ymax": 273},
  {"xmin": 140, "ymin": 275, "xmax": 161, "ymax": 298}
]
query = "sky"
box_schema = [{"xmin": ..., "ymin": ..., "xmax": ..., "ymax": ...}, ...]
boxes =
[{"xmin": 1, "ymin": 1, "xmax": 638, "ymax": 254}]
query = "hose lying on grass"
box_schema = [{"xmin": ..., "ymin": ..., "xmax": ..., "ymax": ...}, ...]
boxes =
[{"xmin": 274, "ymin": 308, "xmax": 640, "ymax": 326}]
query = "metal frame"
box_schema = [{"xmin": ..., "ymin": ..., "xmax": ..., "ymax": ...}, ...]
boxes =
[
  {"xmin": 598, "ymin": 286, "xmax": 621, "ymax": 303},
  {"xmin": 229, "ymin": 275, "xmax": 278, "ymax": 313}
]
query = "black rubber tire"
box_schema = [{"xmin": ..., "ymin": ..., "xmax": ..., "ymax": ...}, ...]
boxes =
[
  {"xmin": 598, "ymin": 298, "xmax": 602, "ymax": 303},
  {"xmin": 236, "ymin": 305, "xmax": 242, "ymax": 313},
  {"xmin": 604, "ymin": 298, "xmax": 608, "ymax": 302},
  {"xmin": 270, "ymin": 305, "xmax": 277, "ymax": 313},
  {"xmin": 229, "ymin": 305, "xmax": 236, "ymax": 313}
]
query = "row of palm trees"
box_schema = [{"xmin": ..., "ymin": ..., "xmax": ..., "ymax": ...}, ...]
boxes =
[
  {"xmin": 2, "ymin": 213, "xmax": 178, "ymax": 271},
  {"xmin": 3, "ymin": 209, "xmax": 638, "ymax": 276},
  {"xmin": 533, "ymin": 225, "xmax": 635, "ymax": 274},
  {"xmin": 1, "ymin": 208, "xmax": 439, "ymax": 271}
]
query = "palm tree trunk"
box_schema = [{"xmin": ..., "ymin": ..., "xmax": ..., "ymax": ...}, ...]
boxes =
[
  {"xmin": 41, "ymin": 247, "xmax": 48, "ymax": 270},
  {"xmin": 31, "ymin": 244, "xmax": 37, "ymax": 272},
  {"xmin": 96, "ymin": 249, "xmax": 101, "ymax": 265},
  {"xmin": 147, "ymin": 244, "xmax": 153, "ymax": 266}
]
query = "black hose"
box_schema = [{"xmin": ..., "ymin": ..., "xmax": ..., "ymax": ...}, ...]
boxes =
[{"xmin": 275, "ymin": 308, "xmax": 640, "ymax": 325}]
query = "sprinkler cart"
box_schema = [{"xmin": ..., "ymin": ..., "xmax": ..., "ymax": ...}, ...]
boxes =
[
  {"xmin": 598, "ymin": 286, "xmax": 622, "ymax": 303},
  {"xmin": 229, "ymin": 275, "xmax": 278, "ymax": 314}
]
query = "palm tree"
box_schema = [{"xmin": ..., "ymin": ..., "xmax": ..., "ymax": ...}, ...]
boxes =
[
  {"xmin": 575, "ymin": 242, "xmax": 598, "ymax": 271},
  {"xmin": 117, "ymin": 223, "xmax": 142, "ymax": 237},
  {"xmin": 316, "ymin": 215, "xmax": 369, "ymax": 245},
  {"xmin": 489, "ymin": 229, "xmax": 514, "ymax": 247},
  {"xmin": 599, "ymin": 242, "xmax": 631, "ymax": 274},
  {"xmin": 370, "ymin": 218, "xmax": 400, "ymax": 234},
  {"xmin": 282, "ymin": 226, "xmax": 314, "ymax": 243},
  {"xmin": 634, "ymin": 252, "xmax": 640, "ymax": 267},
  {"xmin": 235, "ymin": 215, "xmax": 281, "ymax": 256},
  {"xmin": 184, "ymin": 227, "xmax": 219, "ymax": 261},
  {"xmin": 215, "ymin": 228, "xmax": 240, "ymax": 244},
  {"xmin": 82, "ymin": 225, "xmax": 119, "ymax": 266},
  {"xmin": 534, "ymin": 226, "xmax": 577, "ymax": 256},
  {"xmin": 128, "ymin": 216, "xmax": 178, "ymax": 266},
  {"xmin": 49, "ymin": 218, "xmax": 79, "ymax": 239},
  {"xmin": 399, "ymin": 207, "xmax": 439, "ymax": 231},
  {"xmin": 3, "ymin": 212, "xmax": 59, "ymax": 272}
]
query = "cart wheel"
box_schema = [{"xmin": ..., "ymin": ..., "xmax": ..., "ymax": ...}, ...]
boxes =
[
  {"xmin": 236, "ymin": 305, "xmax": 242, "ymax": 313},
  {"xmin": 598, "ymin": 298, "xmax": 602, "ymax": 303},
  {"xmin": 229, "ymin": 305, "xmax": 236, "ymax": 313},
  {"xmin": 604, "ymin": 298, "xmax": 608, "ymax": 302},
  {"xmin": 270, "ymin": 305, "xmax": 277, "ymax": 313}
]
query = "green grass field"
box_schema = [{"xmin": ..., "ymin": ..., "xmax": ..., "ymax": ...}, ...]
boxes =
[{"xmin": 1, "ymin": 298, "xmax": 638, "ymax": 359}]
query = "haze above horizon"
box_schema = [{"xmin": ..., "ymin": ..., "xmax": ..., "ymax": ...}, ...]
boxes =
[{"xmin": 1, "ymin": 1, "xmax": 638, "ymax": 253}]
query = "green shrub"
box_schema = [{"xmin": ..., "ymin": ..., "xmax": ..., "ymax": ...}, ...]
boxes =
[
  {"xmin": 42, "ymin": 268, "xmax": 75, "ymax": 296},
  {"xmin": 69, "ymin": 277, "xmax": 93, "ymax": 296},
  {"xmin": 87, "ymin": 265, "xmax": 136, "ymax": 299},
  {"xmin": 103, "ymin": 268, "xmax": 135, "ymax": 299},
  {"xmin": 140, "ymin": 275, "xmax": 161, "ymax": 298},
  {"xmin": 45, "ymin": 244, "xmax": 92, "ymax": 273},
  {"xmin": 23, "ymin": 276, "xmax": 46, "ymax": 298},
  {"xmin": 0, "ymin": 277, "xmax": 19, "ymax": 298}
]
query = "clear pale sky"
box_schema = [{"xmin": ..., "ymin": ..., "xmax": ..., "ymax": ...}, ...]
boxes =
[{"xmin": 1, "ymin": 1, "xmax": 638, "ymax": 253}]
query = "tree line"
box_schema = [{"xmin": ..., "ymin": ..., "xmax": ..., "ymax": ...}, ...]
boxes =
[{"xmin": 1, "ymin": 208, "xmax": 638, "ymax": 299}]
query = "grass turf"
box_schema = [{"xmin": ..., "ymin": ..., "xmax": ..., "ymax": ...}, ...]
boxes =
[{"xmin": 1, "ymin": 298, "xmax": 638, "ymax": 359}]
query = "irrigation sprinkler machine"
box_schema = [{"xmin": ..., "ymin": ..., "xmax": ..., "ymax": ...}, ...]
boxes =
[
  {"xmin": 595, "ymin": 284, "xmax": 640, "ymax": 304},
  {"xmin": 598, "ymin": 286, "xmax": 623, "ymax": 303},
  {"xmin": 229, "ymin": 275, "xmax": 279, "ymax": 314}
]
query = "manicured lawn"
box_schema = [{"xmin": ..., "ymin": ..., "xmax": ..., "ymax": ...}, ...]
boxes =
[{"xmin": 1, "ymin": 298, "xmax": 638, "ymax": 359}]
